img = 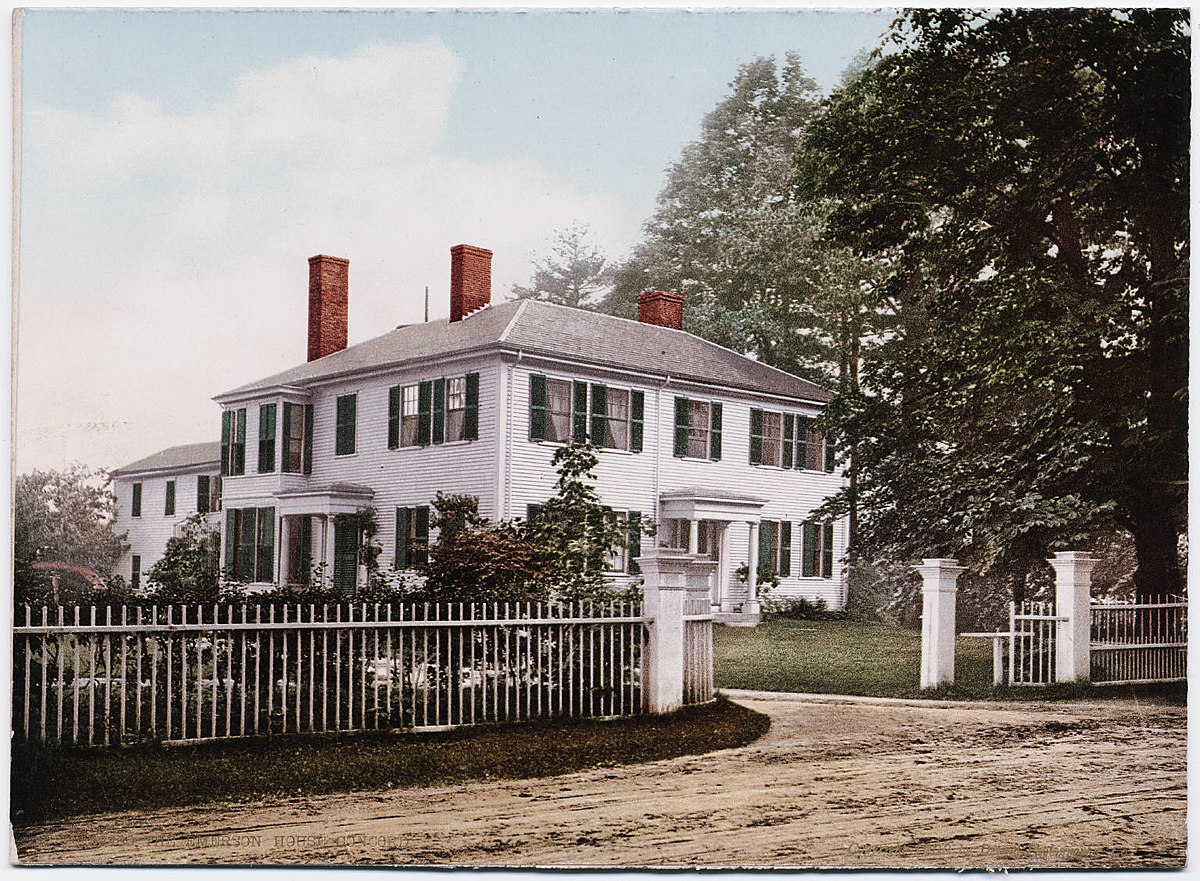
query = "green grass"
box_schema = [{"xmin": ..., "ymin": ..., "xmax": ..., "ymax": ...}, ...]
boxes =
[
  {"xmin": 11, "ymin": 697, "xmax": 769, "ymax": 826},
  {"xmin": 715, "ymin": 618, "xmax": 1188, "ymax": 703}
]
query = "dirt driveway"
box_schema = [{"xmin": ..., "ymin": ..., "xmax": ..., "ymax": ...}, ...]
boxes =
[{"xmin": 13, "ymin": 691, "xmax": 1186, "ymax": 869}]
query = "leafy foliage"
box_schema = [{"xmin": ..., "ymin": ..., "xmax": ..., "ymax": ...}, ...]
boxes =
[
  {"xmin": 145, "ymin": 513, "xmax": 226, "ymax": 603},
  {"xmin": 799, "ymin": 9, "xmax": 1189, "ymax": 597},
  {"xmin": 511, "ymin": 224, "xmax": 616, "ymax": 308}
]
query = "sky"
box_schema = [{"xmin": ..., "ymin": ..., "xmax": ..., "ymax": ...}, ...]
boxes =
[{"xmin": 14, "ymin": 5, "xmax": 893, "ymax": 474}]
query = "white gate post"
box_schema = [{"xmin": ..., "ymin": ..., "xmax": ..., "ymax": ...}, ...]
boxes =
[
  {"xmin": 916, "ymin": 558, "xmax": 966, "ymax": 689},
  {"xmin": 638, "ymin": 548, "xmax": 690, "ymax": 714},
  {"xmin": 1048, "ymin": 551, "xmax": 1098, "ymax": 683}
]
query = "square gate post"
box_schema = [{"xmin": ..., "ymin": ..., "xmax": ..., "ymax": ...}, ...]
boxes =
[
  {"xmin": 916, "ymin": 558, "xmax": 966, "ymax": 689},
  {"xmin": 638, "ymin": 548, "xmax": 691, "ymax": 714},
  {"xmin": 1048, "ymin": 551, "xmax": 1098, "ymax": 683}
]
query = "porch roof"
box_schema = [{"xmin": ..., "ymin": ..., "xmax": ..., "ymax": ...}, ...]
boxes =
[
  {"xmin": 658, "ymin": 487, "xmax": 768, "ymax": 521},
  {"xmin": 273, "ymin": 482, "xmax": 375, "ymax": 517}
]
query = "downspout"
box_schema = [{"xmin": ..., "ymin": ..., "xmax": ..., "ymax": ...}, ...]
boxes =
[{"xmin": 654, "ymin": 375, "xmax": 671, "ymax": 535}]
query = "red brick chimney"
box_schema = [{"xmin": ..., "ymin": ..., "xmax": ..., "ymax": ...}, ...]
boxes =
[
  {"xmin": 450, "ymin": 244, "xmax": 492, "ymax": 323},
  {"xmin": 637, "ymin": 291, "xmax": 684, "ymax": 330},
  {"xmin": 308, "ymin": 255, "xmax": 349, "ymax": 361}
]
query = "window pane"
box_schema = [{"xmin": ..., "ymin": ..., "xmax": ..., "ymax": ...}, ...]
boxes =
[
  {"xmin": 285, "ymin": 405, "xmax": 304, "ymax": 471},
  {"xmin": 605, "ymin": 388, "xmax": 630, "ymax": 449},
  {"xmin": 761, "ymin": 412, "xmax": 782, "ymax": 467},
  {"xmin": 446, "ymin": 377, "xmax": 466, "ymax": 441},
  {"xmin": 401, "ymin": 385, "xmax": 420, "ymax": 446},
  {"xmin": 546, "ymin": 379, "xmax": 572, "ymax": 443},
  {"xmin": 807, "ymin": 429, "xmax": 824, "ymax": 470},
  {"xmin": 688, "ymin": 400, "xmax": 710, "ymax": 458}
]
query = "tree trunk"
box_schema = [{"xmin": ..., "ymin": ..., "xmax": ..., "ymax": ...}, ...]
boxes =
[{"xmin": 1130, "ymin": 511, "xmax": 1182, "ymax": 601}]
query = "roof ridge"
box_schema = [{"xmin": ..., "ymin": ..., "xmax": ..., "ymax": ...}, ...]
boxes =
[{"xmin": 498, "ymin": 297, "xmax": 529, "ymax": 343}]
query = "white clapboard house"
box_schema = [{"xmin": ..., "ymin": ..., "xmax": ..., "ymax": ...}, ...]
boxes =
[{"xmin": 112, "ymin": 245, "xmax": 848, "ymax": 619}]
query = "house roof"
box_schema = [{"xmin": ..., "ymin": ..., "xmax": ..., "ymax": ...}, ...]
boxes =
[
  {"xmin": 112, "ymin": 441, "xmax": 221, "ymax": 476},
  {"xmin": 217, "ymin": 299, "xmax": 833, "ymax": 403}
]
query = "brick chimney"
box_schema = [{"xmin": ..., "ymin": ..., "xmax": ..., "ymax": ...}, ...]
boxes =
[
  {"xmin": 450, "ymin": 244, "xmax": 492, "ymax": 323},
  {"xmin": 637, "ymin": 291, "xmax": 684, "ymax": 330},
  {"xmin": 308, "ymin": 255, "xmax": 349, "ymax": 361}
]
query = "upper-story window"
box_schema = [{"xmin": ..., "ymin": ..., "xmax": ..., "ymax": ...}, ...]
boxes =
[
  {"xmin": 281, "ymin": 402, "xmax": 313, "ymax": 474},
  {"xmin": 164, "ymin": 479, "xmax": 176, "ymax": 516},
  {"xmin": 221, "ymin": 408, "xmax": 246, "ymax": 476},
  {"xmin": 197, "ymin": 474, "xmax": 222, "ymax": 513},
  {"xmin": 131, "ymin": 482, "xmax": 142, "ymax": 517},
  {"xmin": 389, "ymin": 373, "xmax": 480, "ymax": 449},
  {"xmin": 335, "ymin": 394, "xmax": 357, "ymax": 456},
  {"xmin": 258, "ymin": 403, "xmax": 277, "ymax": 473},
  {"xmin": 672, "ymin": 396, "xmax": 722, "ymax": 460},
  {"xmin": 750, "ymin": 409, "xmax": 835, "ymax": 472},
  {"xmin": 530, "ymin": 374, "xmax": 643, "ymax": 451}
]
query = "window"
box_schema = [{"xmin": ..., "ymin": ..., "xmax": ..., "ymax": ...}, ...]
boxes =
[
  {"xmin": 224, "ymin": 507, "xmax": 276, "ymax": 583},
  {"xmin": 281, "ymin": 402, "xmax": 311, "ymax": 473},
  {"xmin": 760, "ymin": 412, "xmax": 783, "ymax": 467},
  {"xmin": 391, "ymin": 373, "xmax": 479, "ymax": 448},
  {"xmin": 197, "ymin": 474, "xmax": 221, "ymax": 514},
  {"xmin": 605, "ymin": 510, "xmax": 643, "ymax": 574},
  {"xmin": 758, "ymin": 520, "xmax": 792, "ymax": 577},
  {"xmin": 258, "ymin": 403, "xmax": 277, "ymax": 473},
  {"xmin": 753, "ymin": 409, "xmax": 831, "ymax": 470},
  {"xmin": 131, "ymin": 555, "xmax": 141, "ymax": 592},
  {"xmin": 335, "ymin": 394, "xmax": 357, "ymax": 455},
  {"xmin": 221, "ymin": 408, "xmax": 246, "ymax": 476},
  {"xmin": 164, "ymin": 480, "xmax": 176, "ymax": 516},
  {"xmin": 131, "ymin": 482, "xmax": 142, "ymax": 517},
  {"xmin": 802, "ymin": 520, "xmax": 835, "ymax": 579},
  {"xmin": 673, "ymin": 396, "xmax": 722, "ymax": 460},
  {"xmin": 545, "ymin": 377, "xmax": 572, "ymax": 443},
  {"xmin": 530, "ymin": 375, "xmax": 642, "ymax": 451},
  {"xmin": 394, "ymin": 506, "xmax": 430, "ymax": 568}
]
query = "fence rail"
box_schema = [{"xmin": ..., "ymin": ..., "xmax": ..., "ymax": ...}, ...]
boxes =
[
  {"xmin": 13, "ymin": 601, "xmax": 650, "ymax": 747},
  {"xmin": 1090, "ymin": 597, "xmax": 1186, "ymax": 685}
]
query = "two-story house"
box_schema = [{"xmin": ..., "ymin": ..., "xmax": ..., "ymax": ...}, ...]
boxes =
[
  {"xmin": 111, "ymin": 442, "xmax": 223, "ymax": 591},
  {"xmin": 201, "ymin": 245, "xmax": 848, "ymax": 618}
]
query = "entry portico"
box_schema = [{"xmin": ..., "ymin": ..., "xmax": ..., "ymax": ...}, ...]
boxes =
[{"xmin": 658, "ymin": 487, "xmax": 766, "ymax": 625}]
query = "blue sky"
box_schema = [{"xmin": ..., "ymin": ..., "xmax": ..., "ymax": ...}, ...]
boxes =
[{"xmin": 16, "ymin": 7, "xmax": 892, "ymax": 473}]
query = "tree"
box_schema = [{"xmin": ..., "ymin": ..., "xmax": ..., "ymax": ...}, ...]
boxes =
[
  {"xmin": 14, "ymin": 466, "xmax": 129, "ymax": 604},
  {"xmin": 511, "ymin": 224, "xmax": 617, "ymax": 308},
  {"xmin": 145, "ymin": 513, "xmax": 224, "ymax": 603},
  {"xmin": 798, "ymin": 9, "xmax": 1188, "ymax": 598}
]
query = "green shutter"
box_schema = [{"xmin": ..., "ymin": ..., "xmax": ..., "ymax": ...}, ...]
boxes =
[
  {"xmin": 432, "ymin": 377, "xmax": 446, "ymax": 444},
  {"xmin": 802, "ymin": 520, "xmax": 818, "ymax": 577},
  {"xmin": 630, "ymin": 390, "xmax": 644, "ymax": 453},
  {"xmin": 759, "ymin": 520, "xmax": 774, "ymax": 574},
  {"xmin": 164, "ymin": 480, "xmax": 175, "ymax": 516},
  {"xmin": 749, "ymin": 408, "xmax": 764, "ymax": 465},
  {"xmin": 256, "ymin": 506, "xmax": 275, "ymax": 583},
  {"xmin": 302, "ymin": 404, "xmax": 314, "ymax": 474},
  {"xmin": 234, "ymin": 408, "xmax": 247, "ymax": 474},
  {"xmin": 258, "ymin": 403, "xmax": 276, "ymax": 473},
  {"xmin": 782, "ymin": 414, "xmax": 795, "ymax": 469},
  {"xmin": 335, "ymin": 394, "xmax": 356, "ymax": 455},
  {"xmin": 795, "ymin": 416, "xmax": 809, "ymax": 470},
  {"xmin": 131, "ymin": 555, "xmax": 140, "ymax": 592},
  {"xmin": 387, "ymin": 386, "xmax": 400, "ymax": 449},
  {"xmin": 779, "ymin": 521, "xmax": 792, "ymax": 577},
  {"xmin": 224, "ymin": 509, "xmax": 236, "ymax": 575},
  {"xmin": 824, "ymin": 433, "xmax": 836, "ymax": 473},
  {"xmin": 417, "ymin": 381, "xmax": 432, "ymax": 445},
  {"xmin": 464, "ymin": 372, "xmax": 480, "ymax": 441},
  {"xmin": 131, "ymin": 483, "xmax": 142, "ymax": 517},
  {"xmin": 529, "ymin": 373, "xmax": 547, "ymax": 441},
  {"xmin": 220, "ymin": 411, "xmax": 231, "ymax": 476},
  {"xmin": 823, "ymin": 521, "xmax": 835, "ymax": 579},
  {"xmin": 590, "ymin": 383, "xmax": 607, "ymax": 448},
  {"xmin": 710, "ymin": 402, "xmax": 723, "ymax": 461},
  {"xmin": 197, "ymin": 475, "xmax": 210, "ymax": 514},
  {"xmin": 526, "ymin": 503, "xmax": 543, "ymax": 522},
  {"xmin": 414, "ymin": 506, "xmax": 430, "ymax": 565},
  {"xmin": 281, "ymin": 402, "xmax": 294, "ymax": 472},
  {"xmin": 333, "ymin": 519, "xmax": 358, "ymax": 595},
  {"xmin": 572, "ymin": 381, "xmax": 589, "ymax": 444},
  {"xmin": 395, "ymin": 507, "xmax": 409, "ymax": 570},
  {"xmin": 627, "ymin": 511, "xmax": 642, "ymax": 574},
  {"xmin": 673, "ymin": 396, "xmax": 689, "ymax": 457},
  {"xmin": 237, "ymin": 508, "xmax": 257, "ymax": 583}
]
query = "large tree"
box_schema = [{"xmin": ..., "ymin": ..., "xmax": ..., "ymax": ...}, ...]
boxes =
[
  {"xmin": 511, "ymin": 224, "xmax": 616, "ymax": 309},
  {"xmin": 799, "ymin": 9, "xmax": 1188, "ymax": 598}
]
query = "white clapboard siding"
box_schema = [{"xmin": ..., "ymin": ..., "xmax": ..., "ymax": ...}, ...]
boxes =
[{"xmin": 112, "ymin": 468, "xmax": 222, "ymax": 581}]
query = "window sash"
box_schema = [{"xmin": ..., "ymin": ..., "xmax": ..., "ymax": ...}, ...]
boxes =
[
  {"xmin": 760, "ymin": 412, "xmax": 783, "ymax": 467},
  {"xmin": 687, "ymin": 400, "xmax": 710, "ymax": 459},
  {"xmin": 604, "ymin": 388, "xmax": 630, "ymax": 450},
  {"xmin": 545, "ymin": 379, "xmax": 572, "ymax": 443},
  {"xmin": 445, "ymin": 376, "xmax": 467, "ymax": 442},
  {"xmin": 283, "ymin": 403, "xmax": 305, "ymax": 472}
]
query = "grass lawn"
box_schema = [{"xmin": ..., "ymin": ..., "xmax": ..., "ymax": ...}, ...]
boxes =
[
  {"xmin": 715, "ymin": 617, "xmax": 1188, "ymax": 703},
  {"xmin": 11, "ymin": 697, "xmax": 769, "ymax": 826}
]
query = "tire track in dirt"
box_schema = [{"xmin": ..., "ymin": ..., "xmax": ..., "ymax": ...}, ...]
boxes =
[{"xmin": 13, "ymin": 695, "xmax": 1185, "ymax": 868}]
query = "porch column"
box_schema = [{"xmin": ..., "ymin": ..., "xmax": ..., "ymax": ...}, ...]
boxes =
[
  {"xmin": 278, "ymin": 516, "xmax": 293, "ymax": 588},
  {"xmin": 745, "ymin": 520, "xmax": 760, "ymax": 614},
  {"xmin": 916, "ymin": 558, "xmax": 965, "ymax": 689},
  {"xmin": 688, "ymin": 519, "xmax": 700, "ymax": 554},
  {"xmin": 718, "ymin": 523, "xmax": 732, "ymax": 612},
  {"xmin": 1049, "ymin": 551, "xmax": 1098, "ymax": 683},
  {"xmin": 322, "ymin": 515, "xmax": 336, "ymax": 589}
]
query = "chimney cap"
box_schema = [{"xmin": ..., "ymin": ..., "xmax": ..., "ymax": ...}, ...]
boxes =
[{"xmin": 308, "ymin": 254, "xmax": 350, "ymax": 264}]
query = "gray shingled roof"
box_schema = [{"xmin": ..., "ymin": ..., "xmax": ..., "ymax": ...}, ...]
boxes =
[
  {"xmin": 218, "ymin": 299, "xmax": 833, "ymax": 403},
  {"xmin": 113, "ymin": 441, "xmax": 220, "ymax": 476}
]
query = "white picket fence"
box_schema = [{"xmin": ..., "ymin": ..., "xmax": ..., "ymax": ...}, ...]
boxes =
[
  {"xmin": 1007, "ymin": 601, "xmax": 1064, "ymax": 686},
  {"xmin": 1090, "ymin": 597, "xmax": 1186, "ymax": 685},
  {"xmin": 12, "ymin": 601, "xmax": 655, "ymax": 747},
  {"xmin": 682, "ymin": 594, "xmax": 715, "ymax": 705}
]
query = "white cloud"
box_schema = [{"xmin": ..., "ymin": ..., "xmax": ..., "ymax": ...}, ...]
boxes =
[{"xmin": 17, "ymin": 38, "xmax": 627, "ymax": 473}]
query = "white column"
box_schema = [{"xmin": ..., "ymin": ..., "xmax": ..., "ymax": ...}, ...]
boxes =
[
  {"xmin": 638, "ymin": 548, "xmax": 691, "ymax": 714},
  {"xmin": 745, "ymin": 521, "xmax": 760, "ymax": 614},
  {"xmin": 718, "ymin": 523, "xmax": 731, "ymax": 611},
  {"xmin": 688, "ymin": 518, "xmax": 700, "ymax": 554},
  {"xmin": 1049, "ymin": 551, "xmax": 1098, "ymax": 683},
  {"xmin": 278, "ymin": 516, "xmax": 292, "ymax": 587},
  {"xmin": 916, "ymin": 558, "xmax": 965, "ymax": 689},
  {"xmin": 322, "ymin": 515, "xmax": 336, "ymax": 589}
]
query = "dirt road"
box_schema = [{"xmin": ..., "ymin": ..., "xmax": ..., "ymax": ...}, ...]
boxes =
[{"xmin": 13, "ymin": 692, "xmax": 1186, "ymax": 869}]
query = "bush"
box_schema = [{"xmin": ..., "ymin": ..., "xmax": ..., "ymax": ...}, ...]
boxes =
[{"xmin": 762, "ymin": 596, "xmax": 843, "ymax": 621}]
